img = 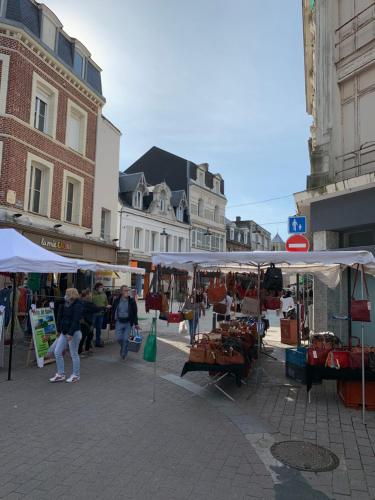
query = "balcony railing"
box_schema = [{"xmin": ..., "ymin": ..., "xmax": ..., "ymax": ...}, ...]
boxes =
[{"xmin": 335, "ymin": 2, "xmax": 375, "ymax": 62}]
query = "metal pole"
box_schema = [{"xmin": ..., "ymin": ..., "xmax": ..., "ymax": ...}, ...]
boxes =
[
  {"xmin": 257, "ymin": 264, "xmax": 261, "ymax": 360},
  {"xmin": 7, "ymin": 273, "xmax": 17, "ymax": 381},
  {"xmin": 152, "ymin": 265, "xmax": 159, "ymax": 404},
  {"xmin": 360, "ymin": 265, "xmax": 366, "ymax": 424},
  {"xmin": 348, "ymin": 268, "xmax": 352, "ymax": 347},
  {"xmin": 297, "ymin": 273, "xmax": 300, "ymax": 347}
]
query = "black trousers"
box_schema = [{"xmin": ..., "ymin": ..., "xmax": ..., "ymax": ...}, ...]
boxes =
[{"xmin": 79, "ymin": 323, "xmax": 93, "ymax": 354}]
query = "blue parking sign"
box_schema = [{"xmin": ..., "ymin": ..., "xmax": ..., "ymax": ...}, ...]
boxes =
[{"xmin": 288, "ymin": 216, "xmax": 306, "ymax": 234}]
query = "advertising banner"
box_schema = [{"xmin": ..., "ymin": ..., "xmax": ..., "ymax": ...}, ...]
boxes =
[{"xmin": 29, "ymin": 308, "xmax": 57, "ymax": 368}]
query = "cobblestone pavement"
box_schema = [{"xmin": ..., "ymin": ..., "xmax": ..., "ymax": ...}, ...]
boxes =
[{"xmin": 1, "ymin": 306, "xmax": 375, "ymax": 499}]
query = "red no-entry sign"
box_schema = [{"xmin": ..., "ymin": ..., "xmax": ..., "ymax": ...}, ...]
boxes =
[{"xmin": 286, "ymin": 234, "xmax": 310, "ymax": 252}]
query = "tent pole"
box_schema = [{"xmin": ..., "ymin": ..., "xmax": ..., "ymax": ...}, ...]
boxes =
[
  {"xmin": 152, "ymin": 265, "xmax": 159, "ymax": 404},
  {"xmin": 347, "ymin": 269, "xmax": 352, "ymax": 347},
  {"xmin": 257, "ymin": 264, "xmax": 261, "ymax": 361},
  {"xmin": 7, "ymin": 273, "xmax": 17, "ymax": 381},
  {"xmin": 361, "ymin": 265, "xmax": 366, "ymax": 424},
  {"xmin": 297, "ymin": 273, "xmax": 300, "ymax": 347}
]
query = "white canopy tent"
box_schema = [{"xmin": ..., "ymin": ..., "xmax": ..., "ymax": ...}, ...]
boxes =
[
  {"xmin": 152, "ymin": 250, "xmax": 375, "ymax": 422},
  {"xmin": 0, "ymin": 229, "xmax": 145, "ymax": 380}
]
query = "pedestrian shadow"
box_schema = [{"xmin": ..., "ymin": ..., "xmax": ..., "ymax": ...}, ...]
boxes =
[{"xmin": 271, "ymin": 464, "xmax": 330, "ymax": 500}]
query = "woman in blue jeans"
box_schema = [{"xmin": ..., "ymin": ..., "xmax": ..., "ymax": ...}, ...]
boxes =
[{"xmin": 50, "ymin": 288, "xmax": 83, "ymax": 384}]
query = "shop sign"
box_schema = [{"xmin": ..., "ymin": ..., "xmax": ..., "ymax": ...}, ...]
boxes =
[
  {"xmin": 29, "ymin": 308, "xmax": 57, "ymax": 368},
  {"xmin": 25, "ymin": 232, "xmax": 83, "ymax": 255}
]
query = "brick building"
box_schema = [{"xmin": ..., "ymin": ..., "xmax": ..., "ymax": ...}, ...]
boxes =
[{"xmin": 0, "ymin": 0, "xmax": 119, "ymax": 263}]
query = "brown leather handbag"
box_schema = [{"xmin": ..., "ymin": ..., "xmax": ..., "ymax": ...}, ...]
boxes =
[
  {"xmin": 207, "ymin": 278, "xmax": 226, "ymax": 303},
  {"xmin": 213, "ymin": 302, "xmax": 227, "ymax": 315}
]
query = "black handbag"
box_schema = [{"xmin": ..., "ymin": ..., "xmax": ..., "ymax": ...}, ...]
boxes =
[{"xmin": 263, "ymin": 263, "xmax": 283, "ymax": 292}]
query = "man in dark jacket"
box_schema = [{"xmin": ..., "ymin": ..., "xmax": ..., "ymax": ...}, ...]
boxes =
[{"xmin": 112, "ymin": 286, "xmax": 139, "ymax": 359}]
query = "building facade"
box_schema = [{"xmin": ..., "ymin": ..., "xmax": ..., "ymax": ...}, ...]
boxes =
[
  {"xmin": 0, "ymin": 0, "xmax": 119, "ymax": 263},
  {"xmin": 271, "ymin": 233, "xmax": 285, "ymax": 251},
  {"xmin": 125, "ymin": 147, "xmax": 227, "ymax": 252},
  {"xmin": 118, "ymin": 172, "xmax": 190, "ymax": 293},
  {"xmin": 226, "ymin": 216, "xmax": 271, "ymax": 251},
  {"xmin": 296, "ymin": 0, "xmax": 375, "ymax": 340}
]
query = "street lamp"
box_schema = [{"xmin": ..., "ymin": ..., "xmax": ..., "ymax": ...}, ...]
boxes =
[{"xmin": 160, "ymin": 228, "xmax": 169, "ymax": 237}]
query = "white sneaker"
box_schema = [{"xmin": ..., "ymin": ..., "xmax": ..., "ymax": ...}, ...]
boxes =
[
  {"xmin": 66, "ymin": 375, "xmax": 80, "ymax": 383},
  {"xmin": 49, "ymin": 374, "xmax": 66, "ymax": 383}
]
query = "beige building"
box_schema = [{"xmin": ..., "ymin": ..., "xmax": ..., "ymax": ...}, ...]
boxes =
[{"xmin": 296, "ymin": 0, "xmax": 375, "ymax": 338}]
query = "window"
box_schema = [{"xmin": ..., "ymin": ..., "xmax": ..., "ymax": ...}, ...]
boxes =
[
  {"xmin": 100, "ymin": 208, "xmax": 111, "ymax": 240},
  {"xmin": 198, "ymin": 199, "xmax": 204, "ymax": 217},
  {"xmin": 160, "ymin": 190, "xmax": 167, "ymax": 212},
  {"xmin": 176, "ymin": 204, "xmax": 184, "ymax": 222},
  {"xmin": 134, "ymin": 228, "xmax": 142, "ymax": 249},
  {"xmin": 198, "ymin": 170, "xmax": 205, "ymax": 185},
  {"xmin": 214, "ymin": 206, "xmax": 219, "ymax": 222},
  {"xmin": 165, "ymin": 236, "xmax": 170, "ymax": 252},
  {"xmin": 28, "ymin": 165, "xmax": 42, "ymax": 213},
  {"xmin": 151, "ymin": 232, "xmax": 157, "ymax": 251},
  {"xmin": 230, "ymin": 228, "xmax": 234, "ymax": 240},
  {"xmin": 34, "ymin": 97, "xmax": 47, "ymax": 132},
  {"xmin": 30, "ymin": 74, "xmax": 58, "ymax": 137},
  {"xmin": 25, "ymin": 157, "xmax": 53, "ymax": 217},
  {"xmin": 133, "ymin": 190, "xmax": 143, "ymax": 209},
  {"xmin": 62, "ymin": 172, "xmax": 83, "ymax": 225},
  {"xmin": 66, "ymin": 100, "xmax": 88, "ymax": 155},
  {"xmin": 192, "ymin": 229, "xmax": 196, "ymax": 247},
  {"xmin": 73, "ymin": 51, "xmax": 85, "ymax": 78},
  {"xmin": 65, "ymin": 181, "xmax": 74, "ymax": 222},
  {"xmin": 178, "ymin": 237, "xmax": 184, "ymax": 252}
]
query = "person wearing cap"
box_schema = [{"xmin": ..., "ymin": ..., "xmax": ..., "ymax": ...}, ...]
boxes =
[
  {"xmin": 92, "ymin": 282, "xmax": 110, "ymax": 347},
  {"xmin": 112, "ymin": 285, "xmax": 139, "ymax": 359}
]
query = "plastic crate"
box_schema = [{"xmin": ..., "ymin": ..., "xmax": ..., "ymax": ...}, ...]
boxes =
[
  {"xmin": 285, "ymin": 361, "xmax": 321, "ymax": 385},
  {"xmin": 285, "ymin": 347, "xmax": 307, "ymax": 368},
  {"xmin": 337, "ymin": 380, "xmax": 375, "ymax": 410}
]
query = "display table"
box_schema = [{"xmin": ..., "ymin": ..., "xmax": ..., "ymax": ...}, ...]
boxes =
[
  {"xmin": 280, "ymin": 319, "xmax": 298, "ymax": 345},
  {"xmin": 306, "ymin": 364, "xmax": 375, "ymax": 392},
  {"xmin": 181, "ymin": 362, "xmax": 247, "ymax": 388}
]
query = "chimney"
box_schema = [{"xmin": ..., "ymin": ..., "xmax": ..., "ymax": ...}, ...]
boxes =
[{"xmin": 236, "ymin": 216, "xmax": 241, "ymax": 223}]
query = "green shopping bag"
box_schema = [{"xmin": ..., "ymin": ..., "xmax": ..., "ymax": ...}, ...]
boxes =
[{"xmin": 143, "ymin": 319, "xmax": 157, "ymax": 362}]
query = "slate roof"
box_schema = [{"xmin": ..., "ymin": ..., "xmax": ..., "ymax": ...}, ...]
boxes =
[
  {"xmin": 119, "ymin": 173, "xmax": 143, "ymax": 193},
  {"xmin": 272, "ymin": 233, "xmax": 285, "ymax": 244}
]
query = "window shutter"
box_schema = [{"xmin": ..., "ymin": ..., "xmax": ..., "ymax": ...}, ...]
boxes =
[{"xmin": 68, "ymin": 112, "xmax": 81, "ymax": 152}]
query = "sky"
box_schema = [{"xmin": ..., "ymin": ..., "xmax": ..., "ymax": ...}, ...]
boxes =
[{"xmin": 47, "ymin": 0, "xmax": 312, "ymax": 240}]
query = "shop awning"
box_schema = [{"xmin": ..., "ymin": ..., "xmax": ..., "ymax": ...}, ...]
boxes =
[{"xmin": 0, "ymin": 228, "xmax": 79, "ymax": 273}]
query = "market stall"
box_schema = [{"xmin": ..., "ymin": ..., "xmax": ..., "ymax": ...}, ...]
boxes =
[
  {"xmin": 152, "ymin": 250, "xmax": 375, "ymax": 417},
  {"xmin": 0, "ymin": 229, "xmax": 145, "ymax": 379}
]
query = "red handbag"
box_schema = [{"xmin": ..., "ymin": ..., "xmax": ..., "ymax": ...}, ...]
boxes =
[
  {"xmin": 264, "ymin": 297, "xmax": 280, "ymax": 311},
  {"xmin": 351, "ymin": 265, "xmax": 371, "ymax": 322},
  {"xmin": 307, "ymin": 347, "xmax": 331, "ymax": 366},
  {"xmin": 326, "ymin": 350, "xmax": 350, "ymax": 369},
  {"xmin": 168, "ymin": 312, "xmax": 183, "ymax": 324},
  {"xmin": 145, "ymin": 293, "xmax": 162, "ymax": 312}
]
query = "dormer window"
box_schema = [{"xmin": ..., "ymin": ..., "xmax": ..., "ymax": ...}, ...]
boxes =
[
  {"xmin": 160, "ymin": 190, "xmax": 167, "ymax": 212},
  {"xmin": 74, "ymin": 51, "xmax": 85, "ymax": 78},
  {"xmin": 176, "ymin": 204, "xmax": 184, "ymax": 222},
  {"xmin": 198, "ymin": 170, "xmax": 205, "ymax": 185},
  {"xmin": 214, "ymin": 178, "xmax": 221, "ymax": 193},
  {"xmin": 133, "ymin": 190, "xmax": 143, "ymax": 209}
]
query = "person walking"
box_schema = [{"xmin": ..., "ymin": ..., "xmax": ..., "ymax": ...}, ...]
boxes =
[
  {"xmin": 112, "ymin": 285, "xmax": 139, "ymax": 359},
  {"xmin": 79, "ymin": 289, "xmax": 101, "ymax": 356},
  {"xmin": 92, "ymin": 282, "xmax": 110, "ymax": 348},
  {"xmin": 50, "ymin": 288, "xmax": 83, "ymax": 383},
  {"xmin": 184, "ymin": 291, "xmax": 203, "ymax": 345}
]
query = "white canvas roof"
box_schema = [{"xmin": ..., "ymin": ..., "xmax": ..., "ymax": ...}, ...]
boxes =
[
  {"xmin": 0, "ymin": 228, "xmax": 79, "ymax": 273},
  {"xmin": 75, "ymin": 260, "xmax": 145, "ymax": 275},
  {"xmin": 151, "ymin": 250, "xmax": 375, "ymax": 288}
]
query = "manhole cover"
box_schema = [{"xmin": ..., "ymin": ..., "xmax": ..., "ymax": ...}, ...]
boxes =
[{"xmin": 270, "ymin": 441, "xmax": 339, "ymax": 472}]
